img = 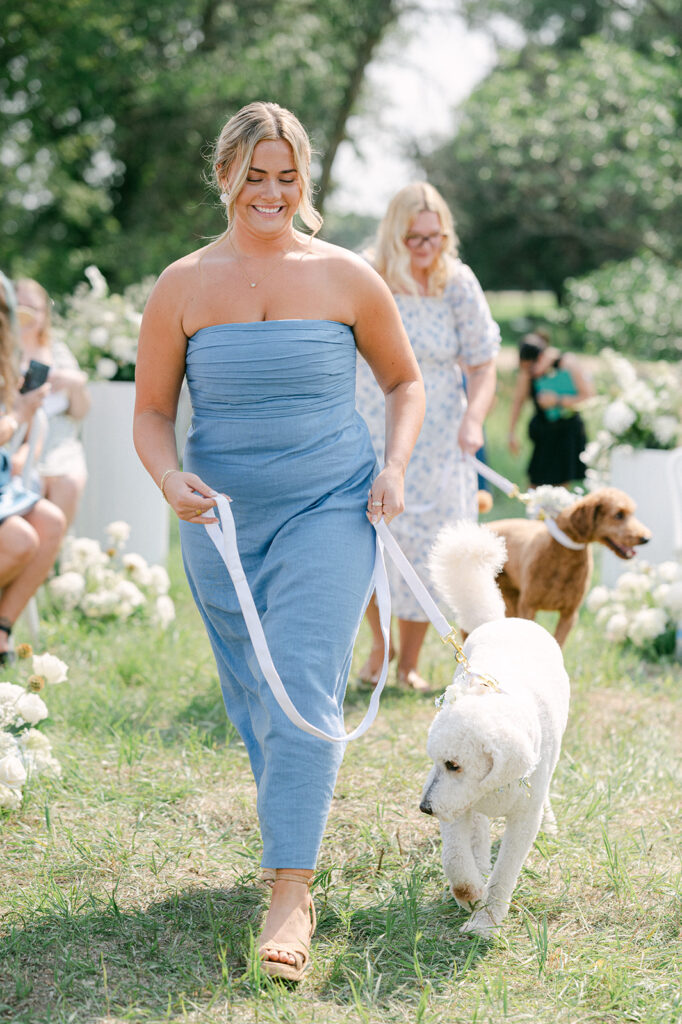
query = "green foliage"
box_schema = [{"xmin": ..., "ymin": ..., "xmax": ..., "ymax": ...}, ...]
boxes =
[
  {"xmin": 0, "ymin": 0, "xmax": 401, "ymax": 295},
  {"xmin": 458, "ymin": 0, "xmax": 681, "ymax": 52},
  {"xmin": 559, "ymin": 251, "xmax": 682, "ymax": 359},
  {"xmin": 420, "ymin": 37, "xmax": 681, "ymax": 296}
]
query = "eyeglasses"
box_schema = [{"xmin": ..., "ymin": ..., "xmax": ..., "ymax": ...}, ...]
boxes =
[{"xmin": 404, "ymin": 232, "xmax": 445, "ymax": 250}]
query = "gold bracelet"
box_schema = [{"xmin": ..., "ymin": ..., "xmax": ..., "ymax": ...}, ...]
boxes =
[{"xmin": 159, "ymin": 468, "xmax": 179, "ymax": 501}]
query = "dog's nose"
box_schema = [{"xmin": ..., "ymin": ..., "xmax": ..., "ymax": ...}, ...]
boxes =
[
  {"xmin": 639, "ymin": 535, "xmax": 650, "ymax": 544},
  {"xmin": 419, "ymin": 800, "xmax": 433, "ymax": 816}
]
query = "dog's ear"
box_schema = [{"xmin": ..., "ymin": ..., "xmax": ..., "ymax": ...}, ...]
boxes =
[
  {"xmin": 481, "ymin": 725, "xmax": 538, "ymax": 794},
  {"xmin": 567, "ymin": 495, "xmax": 601, "ymax": 542}
]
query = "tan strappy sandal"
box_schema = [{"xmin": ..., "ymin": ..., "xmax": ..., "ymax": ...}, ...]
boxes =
[{"xmin": 258, "ymin": 872, "xmax": 316, "ymax": 982}]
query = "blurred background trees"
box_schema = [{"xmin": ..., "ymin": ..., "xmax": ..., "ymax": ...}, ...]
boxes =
[
  {"xmin": 2, "ymin": 0, "xmax": 679, "ymax": 356},
  {"xmin": 1, "ymin": 0, "xmax": 401, "ymax": 292}
]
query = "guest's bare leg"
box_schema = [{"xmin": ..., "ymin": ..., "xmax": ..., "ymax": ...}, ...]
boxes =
[
  {"xmin": 43, "ymin": 474, "xmax": 86, "ymax": 529},
  {"xmin": 396, "ymin": 618, "xmax": 430, "ymax": 691},
  {"xmin": 0, "ymin": 501, "xmax": 66, "ymax": 640}
]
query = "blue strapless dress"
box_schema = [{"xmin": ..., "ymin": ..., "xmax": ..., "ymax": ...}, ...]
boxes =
[{"xmin": 179, "ymin": 320, "xmax": 377, "ymax": 867}]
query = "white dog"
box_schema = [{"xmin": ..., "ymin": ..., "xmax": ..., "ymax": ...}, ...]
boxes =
[{"xmin": 420, "ymin": 522, "xmax": 570, "ymax": 937}]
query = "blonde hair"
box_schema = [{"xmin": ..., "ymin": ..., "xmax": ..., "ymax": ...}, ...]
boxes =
[
  {"xmin": 15, "ymin": 278, "xmax": 52, "ymax": 347},
  {"xmin": 0, "ymin": 279, "xmax": 18, "ymax": 409},
  {"xmin": 212, "ymin": 101, "xmax": 322, "ymax": 236},
  {"xmin": 374, "ymin": 182, "xmax": 459, "ymax": 296}
]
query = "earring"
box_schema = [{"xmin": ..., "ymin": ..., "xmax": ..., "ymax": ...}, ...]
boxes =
[{"xmin": 219, "ymin": 192, "xmax": 229, "ymax": 206}]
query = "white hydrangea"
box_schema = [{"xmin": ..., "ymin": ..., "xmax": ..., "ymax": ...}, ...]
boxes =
[
  {"xmin": 114, "ymin": 579, "xmax": 146, "ymax": 608},
  {"xmin": 605, "ymin": 612, "xmax": 629, "ymax": 643},
  {"xmin": 122, "ymin": 552, "xmax": 152, "ymax": 587},
  {"xmin": 60, "ymin": 537, "xmax": 108, "ymax": 574},
  {"xmin": 654, "ymin": 561, "xmax": 682, "ymax": 583},
  {"xmin": 0, "ymin": 733, "xmax": 20, "ymax": 758},
  {"xmin": 16, "ymin": 692, "xmax": 49, "ymax": 726},
  {"xmin": 81, "ymin": 590, "xmax": 122, "ymax": 618},
  {"xmin": 586, "ymin": 586, "xmax": 611, "ymax": 612},
  {"xmin": 19, "ymin": 730, "xmax": 61, "ymax": 776},
  {"xmin": 661, "ymin": 582, "xmax": 682, "ymax": 616},
  {"xmin": 652, "ymin": 415, "xmax": 680, "ymax": 447},
  {"xmin": 148, "ymin": 565, "xmax": 170, "ymax": 595},
  {"xmin": 627, "ymin": 608, "xmax": 668, "ymax": 646},
  {"xmin": 615, "ymin": 572, "xmax": 652, "ymax": 599},
  {"xmin": 48, "ymin": 570, "xmax": 86, "ymax": 609},
  {"xmin": 153, "ymin": 595, "xmax": 175, "ymax": 629},
  {"xmin": 96, "ymin": 357, "xmax": 118, "ymax": 379},
  {"xmin": 0, "ymin": 783, "xmax": 22, "ymax": 810},
  {"xmin": 32, "ymin": 653, "xmax": 68, "ymax": 685},
  {"xmin": 0, "ymin": 753, "xmax": 27, "ymax": 790},
  {"xmin": 603, "ymin": 400, "xmax": 636, "ymax": 435},
  {"xmin": 106, "ymin": 520, "xmax": 131, "ymax": 545}
]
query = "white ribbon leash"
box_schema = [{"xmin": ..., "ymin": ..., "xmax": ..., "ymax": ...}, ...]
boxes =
[{"xmin": 205, "ymin": 493, "xmax": 403, "ymax": 743}]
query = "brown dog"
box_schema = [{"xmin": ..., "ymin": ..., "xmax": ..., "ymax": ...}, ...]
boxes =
[{"xmin": 488, "ymin": 487, "xmax": 651, "ymax": 647}]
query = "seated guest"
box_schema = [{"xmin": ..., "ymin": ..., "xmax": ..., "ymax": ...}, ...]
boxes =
[
  {"xmin": 0, "ymin": 273, "xmax": 66, "ymax": 663},
  {"xmin": 15, "ymin": 278, "xmax": 90, "ymax": 527}
]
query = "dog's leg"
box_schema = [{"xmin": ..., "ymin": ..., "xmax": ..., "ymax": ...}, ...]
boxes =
[
  {"xmin": 540, "ymin": 796, "xmax": 558, "ymax": 835},
  {"xmin": 554, "ymin": 611, "xmax": 578, "ymax": 648},
  {"xmin": 440, "ymin": 813, "xmax": 486, "ymax": 909},
  {"xmin": 462, "ymin": 804, "xmax": 544, "ymax": 938},
  {"xmin": 515, "ymin": 597, "xmax": 538, "ymax": 622},
  {"xmin": 471, "ymin": 812, "xmax": 491, "ymax": 877}
]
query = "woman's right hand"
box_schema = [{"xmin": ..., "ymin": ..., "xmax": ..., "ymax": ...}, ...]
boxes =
[
  {"xmin": 15, "ymin": 383, "xmax": 50, "ymax": 422},
  {"xmin": 162, "ymin": 470, "xmax": 220, "ymax": 524},
  {"xmin": 367, "ymin": 464, "xmax": 405, "ymax": 525}
]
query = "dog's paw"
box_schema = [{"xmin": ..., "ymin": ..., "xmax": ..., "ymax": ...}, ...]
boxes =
[
  {"xmin": 451, "ymin": 882, "xmax": 485, "ymax": 911},
  {"xmin": 460, "ymin": 907, "xmax": 504, "ymax": 939}
]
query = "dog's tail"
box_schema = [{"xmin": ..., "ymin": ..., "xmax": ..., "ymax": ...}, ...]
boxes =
[{"xmin": 428, "ymin": 521, "xmax": 507, "ymax": 634}]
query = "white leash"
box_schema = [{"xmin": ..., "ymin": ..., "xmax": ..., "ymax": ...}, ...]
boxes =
[
  {"xmin": 466, "ymin": 454, "xmax": 585, "ymax": 550},
  {"xmin": 205, "ymin": 493, "xmax": 460, "ymax": 744}
]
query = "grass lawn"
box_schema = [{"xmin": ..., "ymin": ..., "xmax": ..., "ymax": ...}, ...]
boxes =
[{"xmin": 1, "ymin": 350, "xmax": 680, "ymax": 1023}]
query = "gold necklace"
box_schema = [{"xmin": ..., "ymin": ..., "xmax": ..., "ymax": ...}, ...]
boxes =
[{"xmin": 229, "ymin": 237, "xmax": 295, "ymax": 288}]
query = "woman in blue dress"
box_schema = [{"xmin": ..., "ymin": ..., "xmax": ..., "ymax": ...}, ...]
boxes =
[{"xmin": 133, "ymin": 102, "xmax": 424, "ymax": 981}]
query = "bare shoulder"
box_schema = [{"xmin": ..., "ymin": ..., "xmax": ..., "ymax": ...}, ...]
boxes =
[{"xmin": 302, "ymin": 235, "xmax": 385, "ymax": 291}]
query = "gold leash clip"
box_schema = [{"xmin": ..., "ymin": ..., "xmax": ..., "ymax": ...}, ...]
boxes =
[{"xmin": 441, "ymin": 627, "xmax": 502, "ymax": 693}]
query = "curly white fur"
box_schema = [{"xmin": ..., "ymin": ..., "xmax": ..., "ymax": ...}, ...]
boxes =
[
  {"xmin": 429, "ymin": 521, "xmax": 507, "ymax": 635},
  {"xmin": 421, "ymin": 522, "xmax": 570, "ymax": 937}
]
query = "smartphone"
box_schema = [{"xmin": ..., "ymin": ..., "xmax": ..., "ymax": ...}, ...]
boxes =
[{"xmin": 19, "ymin": 359, "xmax": 50, "ymax": 393}]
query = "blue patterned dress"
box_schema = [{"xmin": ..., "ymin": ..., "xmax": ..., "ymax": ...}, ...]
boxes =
[
  {"xmin": 180, "ymin": 320, "xmax": 377, "ymax": 867},
  {"xmin": 356, "ymin": 262, "xmax": 500, "ymax": 619}
]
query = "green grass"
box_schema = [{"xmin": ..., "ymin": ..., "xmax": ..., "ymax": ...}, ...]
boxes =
[{"xmin": 1, "ymin": 355, "xmax": 680, "ymax": 1023}]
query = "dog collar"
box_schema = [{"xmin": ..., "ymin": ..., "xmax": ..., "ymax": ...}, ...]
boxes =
[{"xmin": 544, "ymin": 517, "xmax": 586, "ymax": 550}]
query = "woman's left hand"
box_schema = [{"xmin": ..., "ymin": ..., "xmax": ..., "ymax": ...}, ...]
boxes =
[
  {"xmin": 457, "ymin": 412, "xmax": 484, "ymax": 455},
  {"xmin": 367, "ymin": 465, "xmax": 405, "ymax": 525},
  {"xmin": 536, "ymin": 390, "xmax": 559, "ymax": 410}
]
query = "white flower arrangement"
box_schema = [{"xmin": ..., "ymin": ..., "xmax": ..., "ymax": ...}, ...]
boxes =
[
  {"xmin": 47, "ymin": 521, "xmax": 174, "ymax": 628},
  {"xmin": 52, "ymin": 266, "xmax": 155, "ymax": 381},
  {"xmin": 586, "ymin": 560, "xmax": 682, "ymax": 658},
  {"xmin": 0, "ymin": 648, "xmax": 68, "ymax": 812},
  {"xmin": 524, "ymin": 485, "xmax": 580, "ymax": 520},
  {"xmin": 581, "ymin": 349, "xmax": 682, "ymax": 485}
]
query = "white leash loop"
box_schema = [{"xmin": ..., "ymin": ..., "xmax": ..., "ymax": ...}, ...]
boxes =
[{"xmin": 205, "ymin": 493, "xmax": 394, "ymax": 743}]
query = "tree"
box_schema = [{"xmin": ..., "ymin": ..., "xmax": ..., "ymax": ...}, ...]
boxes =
[
  {"xmin": 458, "ymin": 0, "xmax": 681, "ymax": 52},
  {"xmin": 0, "ymin": 0, "xmax": 402, "ymax": 294},
  {"xmin": 419, "ymin": 37, "xmax": 681, "ymax": 295}
]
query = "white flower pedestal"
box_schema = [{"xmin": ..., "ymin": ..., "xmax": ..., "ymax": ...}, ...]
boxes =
[
  {"xmin": 73, "ymin": 381, "xmax": 169, "ymax": 565},
  {"xmin": 601, "ymin": 447, "xmax": 680, "ymax": 587}
]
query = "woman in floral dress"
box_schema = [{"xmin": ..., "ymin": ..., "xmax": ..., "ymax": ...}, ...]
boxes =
[{"xmin": 356, "ymin": 182, "xmax": 499, "ymax": 690}]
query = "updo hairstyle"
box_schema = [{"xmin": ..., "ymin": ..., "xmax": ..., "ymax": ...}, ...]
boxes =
[{"xmin": 212, "ymin": 101, "xmax": 322, "ymax": 236}]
